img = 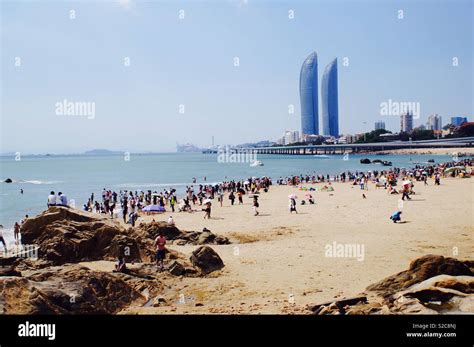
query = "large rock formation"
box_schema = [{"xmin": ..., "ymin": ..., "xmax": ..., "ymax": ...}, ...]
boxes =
[
  {"xmin": 308, "ymin": 255, "xmax": 473, "ymax": 315},
  {"xmin": 0, "ymin": 264, "xmax": 160, "ymax": 314},
  {"xmin": 20, "ymin": 207, "xmax": 143, "ymax": 265},
  {"xmin": 366, "ymin": 255, "xmax": 472, "ymax": 297}
]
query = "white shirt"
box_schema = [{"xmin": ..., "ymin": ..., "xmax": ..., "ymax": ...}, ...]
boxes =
[{"xmin": 48, "ymin": 194, "xmax": 57, "ymax": 205}]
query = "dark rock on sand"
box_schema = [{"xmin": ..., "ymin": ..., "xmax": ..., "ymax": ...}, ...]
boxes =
[
  {"xmin": 366, "ymin": 255, "xmax": 472, "ymax": 297},
  {"xmin": 190, "ymin": 246, "xmax": 224, "ymax": 275},
  {"xmin": 0, "ymin": 267, "xmax": 21, "ymax": 277},
  {"xmin": 20, "ymin": 207, "xmax": 143, "ymax": 265},
  {"xmin": 4, "ymin": 178, "xmax": 12, "ymax": 183}
]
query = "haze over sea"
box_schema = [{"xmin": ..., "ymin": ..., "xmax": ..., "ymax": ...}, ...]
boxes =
[{"xmin": 0, "ymin": 152, "xmax": 454, "ymax": 232}]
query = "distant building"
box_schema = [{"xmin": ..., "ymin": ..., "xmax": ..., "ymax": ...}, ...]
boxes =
[
  {"xmin": 300, "ymin": 52, "xmax": 319, "ymax": 136},
  {"xmin": 321, "ymin": 58, "xmax": 339, "ymax": 137},
  {"xmin": 451, "ymin": 116, "xmax": 468, "ymax": 126},
  {"xmin": 379, "ymin": 133, "xmax": 400, "ymax": 141},
  {"xmin": 283, "ymin": 130, "xmax": 300, "ymax": 145},
  {"xmin": 374, "ymin": 121, "xmax": 386, "ymax": 130},
  {"xmin": 400, "ymin": 112, "xmax": 414, "ymax": 133},
  {"xmin": 302, "ymin": 134, "xmax": 323, "ymax": 143},
  {"xmin": 337, "ymin": 135, "xmax": 354, "ymax": 144},
  {"xmin": 427, "ymin": 114, "xmax": 442, "ymax": 131}
]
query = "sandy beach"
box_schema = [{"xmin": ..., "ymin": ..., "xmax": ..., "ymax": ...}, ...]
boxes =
[
  {"xmin": 103, "ymin": 175, "xmax": 474, "ymax": 314},
  {"xmin": 371, "ymin": 147, "xmax": 474, "ymax": 156}
]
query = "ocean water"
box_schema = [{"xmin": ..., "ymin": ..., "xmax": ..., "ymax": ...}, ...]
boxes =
[{"xmin": 0, "ymin": 152, "xmax": 452, "ymax": 233}]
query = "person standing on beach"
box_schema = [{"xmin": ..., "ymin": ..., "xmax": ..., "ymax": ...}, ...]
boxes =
[
  {"xmin": 252, "ymin": 196, "xmax": 259, "ymax": 216},
  {"xmin": 154, "ymin": 231, "xmax": 166, "ymax": 271},
  {"xmin": 229, "ymin": 191, "xmax": 235, "ymax": 205},
  {"xmin": 202, "ymin": 202, "xmax": 211, "ymax": 219},
  {"xmin": 0, "ymin": 226, "xmax": 7, "ymax": 253},
  {"xmin": 170, "ymin": 194, "xmax": 177, "ymax": 212},
  {"xmin": 435, "ymin": 173, "xmax": 441, "ymax": 185},
  {"xmin": 237, "ymin": 191, "xmax": 243, "ymax": 205},
  {"xmin": 289, "ymin": 198, "xmax": 297, "ymax": 213},
  {"xmin": 13, "ymin": 222, "xmax": 20, "ymax": 242}
]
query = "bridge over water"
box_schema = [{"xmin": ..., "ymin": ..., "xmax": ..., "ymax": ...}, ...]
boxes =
[{"xmin": 233, "ymin": 137, "xmax": 474, "ymax": 155}]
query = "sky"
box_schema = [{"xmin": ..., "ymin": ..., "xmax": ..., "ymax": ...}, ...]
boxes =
[{"xmin": 1, "ymin": 0, "xmax": 473, "ymax": 154}]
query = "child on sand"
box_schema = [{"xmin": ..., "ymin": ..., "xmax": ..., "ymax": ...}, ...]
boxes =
[
  {"xmin": 390, "ymin": 211, "xmax": 402, "ymax": 223},
  {"xmin": 289, "ymin": 198, "xmax": 297, "ymax": 213},
  {"xmin": 253, "ymin": 196, "xmax": 259, "ymax": 216}
]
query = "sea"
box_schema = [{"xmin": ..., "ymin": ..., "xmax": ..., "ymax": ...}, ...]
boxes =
[{"xmin": 0, "ymin": 152, "xmax": 453, "ymax": 242}]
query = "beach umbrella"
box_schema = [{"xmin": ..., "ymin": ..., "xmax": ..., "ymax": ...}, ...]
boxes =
[
  {"xmin": 142, "ymin": 205, "xmax": 166, "ymax": 213},
  {"xmin": 288, "ymin": 194, "xmax": 298, "ymax": 199},
  {"xmin": 444, "ymin": 166, "xmax": 465, "ymax": 173}
]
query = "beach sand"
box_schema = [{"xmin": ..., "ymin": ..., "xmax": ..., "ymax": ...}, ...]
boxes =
[
  {"xmin": 372, "ymin": 147, "xmax": 474, "ymax": 155},
  {"xmin": 100, "ymin": 176, "xmax": 473, "ymax": 314}
]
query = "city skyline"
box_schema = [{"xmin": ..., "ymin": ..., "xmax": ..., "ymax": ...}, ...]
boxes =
[{"xmin": 1, "ymin": 0, "xmax": 472, "ymax": 154}]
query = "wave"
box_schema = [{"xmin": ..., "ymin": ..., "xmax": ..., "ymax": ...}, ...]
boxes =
[
  {"xmin": 313, "ymin": 155, "xmax": 331, "ymax": 158},
  {"xmin": 3, "ymin": 179, "xmax": 62, "ymax": 185}
]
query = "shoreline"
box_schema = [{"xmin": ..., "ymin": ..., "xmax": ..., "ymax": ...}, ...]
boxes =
[{"xmin": 365, "ymin": 147, "xmax": 474, "ymax": 156}]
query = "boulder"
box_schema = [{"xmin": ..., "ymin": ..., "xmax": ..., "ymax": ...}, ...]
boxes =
[
  {"xmin": 19, "ymin": 207, "xmax": 143, "ymax": 265},
  {"xmin": 367, "ymin": 255, "xmax": 472, "ymax": 297},
  {"xmin": 190, "ymin": 246, "xmax": 224, "ymax": 275},
  {"xmin": 4, "ymin": 178, "xmax": 12, "ymax": 183},
  {"xmin": 360, "ymin": 158, "xmax": 371, "ymax": 164},
  {"xmin": 168, "ymin": 261, "xmax": 185, "ymax": 276},
  {"xmin": 0, "ymin": 264, "xmax": 154, "ymax": 314}
]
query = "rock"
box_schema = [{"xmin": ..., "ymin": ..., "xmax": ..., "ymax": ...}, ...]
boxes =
[
  {"xmin": 190, "ymin": 246, "xmax": 224, "ymax": 275},
  {"xmin": 390, "ymin": 275, "xmax": 474, "ymax": 314},
  {"xmin": 136, "ymin": 222, "xmax": 230, "ymax": 246},
  {"xmin": 0, "ymin": 267, "xmax": 21, "ymax": 277},
  {"xmin": 4, "ymin": 178, "xmax": 12, "ymax": 183},
  {"xmin": 308, "ymin": 296, "xmax": 368, "ymax": 315},
  {"xmin": 168, "ymin": 261, "xmax": 185, "ymax": 276},
  {"xmin": 198, "ymin": 231, "xmax": 215, "ymax": 245},
  {"xmin": 0, "ymin": 264, "xmax": 154, "ymax": 314},
  {"xmin": 360, "ymin": 158, "xmax": 371, "ymax": 164},
  {"xmin": 367, "ymin": 255, "xmax": 472, "ymax": 297},
  {"xmin": 20, "ymin": 207, "xmax": 143, "ymax": 265}
]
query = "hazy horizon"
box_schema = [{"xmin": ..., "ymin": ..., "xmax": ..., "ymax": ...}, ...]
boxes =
[{"xmin": 1, "ymin": 0, "xmax": 472, "ymax": 154}]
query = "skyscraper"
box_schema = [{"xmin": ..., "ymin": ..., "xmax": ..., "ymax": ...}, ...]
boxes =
[
  {"xmin": 321, "ymin": 58, "xmax": 339, "ymax": 137},
  {"xmin": 375, "ymin": 121, "xmax": 386, "ymax": 130},
  {"xmin": 300, "ymin": 52, "xmax": 319, "ymax": 135},
  {"xmin": 427, "ymin": 114, "xmax": 442, "ymax": 131},
  {"xmin": 400, "ymin": 112, "xmax": 414, "ymax": 133}
]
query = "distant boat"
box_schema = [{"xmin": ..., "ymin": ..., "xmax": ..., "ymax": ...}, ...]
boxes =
[{"xmin": 250, "ymin": 160, "xmax": 264, "ymax": 167}]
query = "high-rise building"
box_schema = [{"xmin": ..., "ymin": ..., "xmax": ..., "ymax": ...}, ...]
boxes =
[
  {"xmin": 427, "ymin": 114, "xmax": 442, "ymax": 131},
  {"xmin": 400, "ymin": 112, "xmax": 413, "ymax": 133},
  {"xmin": 451, "ymin": 116, "xmax": 467, "ymax": 126},
  {"xmin": 375, "ymin": 121, "xmax": 386, "ymax": 130},
  {"xmin": 321, "ymin": 58, "xmax": 339, "ymax": 137},
  {"xmin": 300, "ymin": 52, "xmax": 319, "ymax": 136},
  {"xmin": 283, "ymin": 130, "xmax": 300, "ymax": 145}
]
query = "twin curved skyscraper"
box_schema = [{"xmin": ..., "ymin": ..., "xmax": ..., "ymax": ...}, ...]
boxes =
[{"xmin": 299, "ymin": 52, "xmax": 339, "ymax": 137}]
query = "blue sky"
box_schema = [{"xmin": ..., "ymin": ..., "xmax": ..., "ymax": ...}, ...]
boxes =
[{"xmin": 1, "ymin": 0, "xmax": 472, "ymax": 153}]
